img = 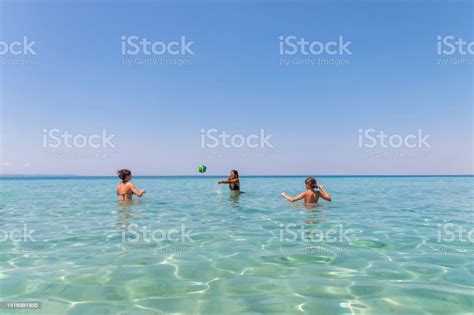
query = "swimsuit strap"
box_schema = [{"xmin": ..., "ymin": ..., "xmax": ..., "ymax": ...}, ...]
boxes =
[
  {"xmin": 118, "ymin": 182, "xmax": 133, "ymax": 195},
  {"xmin": 229, "ymin": 180, "xmax": 240, "ymax": 191}
]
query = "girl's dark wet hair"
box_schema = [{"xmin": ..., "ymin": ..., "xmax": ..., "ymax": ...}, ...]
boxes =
[
  {"xmin": 305, "ymin": 176, "xmax": 317, "ymax": 189},
  {"xmin": 117, "ymin": 169, "xmax": 132, "ymax": 181},
  {"xmin": 231, "ymin": 170, "xmax": 239, "ymax": 178}
]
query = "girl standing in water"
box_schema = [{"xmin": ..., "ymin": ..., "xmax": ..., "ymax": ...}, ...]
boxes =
[
  {"xmin": 218, "ymin": 170, "xmax": 240, "ymax": 191},
  {"xmin": 281, "ymin": 176, "xmax": 331, "ymax": 205},
  {"xmin": 116, "ymin": 169, "xmax": 146, "ymax": 201}
]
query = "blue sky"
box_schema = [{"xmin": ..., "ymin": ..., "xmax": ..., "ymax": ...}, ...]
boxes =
[{"xmin": 0, "ymin": 1, "xmax": 472, "ymax": 175}]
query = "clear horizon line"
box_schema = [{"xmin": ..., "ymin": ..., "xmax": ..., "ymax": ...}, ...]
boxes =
[{"xmin": 1, "ymin": 174, "xmax": 473, "ymax": 178}]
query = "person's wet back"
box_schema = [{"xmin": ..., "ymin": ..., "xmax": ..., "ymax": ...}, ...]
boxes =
[
  {"xmin": 116, "ymin": 169, "xmax": 146, "ymax": 201},
  {"xmin": 281, "ymin": 177, "xmax": 332, "ymax": 206}
]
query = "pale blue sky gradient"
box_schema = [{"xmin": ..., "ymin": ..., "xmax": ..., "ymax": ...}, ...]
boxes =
[{"xmin": 1, "ymin": 1, "xmax": 472, "ymax": 175}]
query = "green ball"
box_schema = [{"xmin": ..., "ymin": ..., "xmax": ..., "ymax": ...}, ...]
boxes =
[{"xmin": 198, "ymin": 165, "xmax": 207, "ymax": 173}]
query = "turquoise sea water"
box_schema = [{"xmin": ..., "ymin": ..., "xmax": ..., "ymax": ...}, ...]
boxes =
[{"xmin": 0, "ymin": 176, "xmax": 473, "ymax": 314}]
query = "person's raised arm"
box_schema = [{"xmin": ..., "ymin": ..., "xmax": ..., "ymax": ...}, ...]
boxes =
[
  {"xmin": 129, "ymin": 183, "xmax": 145, "ymax": 197},
  {"xmin": 218, "ymin": 178, "xmax": 238, "ymax": 184},
  {"xmin": 318, "ymin": 185, "xmax": 332, "ymax": 201},
  {"xmin": 281, "ymin": 191, "xmax": 306, "ymax": 202}
]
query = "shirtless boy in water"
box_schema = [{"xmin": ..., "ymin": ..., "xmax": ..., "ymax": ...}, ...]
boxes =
[
  {"xmin": 281, "ymin": 177, "xmax": 332, "ymax": 205},
  {"xmin": 117, "ymin": 169, "xmax": 145, "ymax": 201}
]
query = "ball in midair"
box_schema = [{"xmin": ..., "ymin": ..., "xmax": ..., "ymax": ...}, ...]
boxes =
[{"xmin": 198, "ymin": 165, "xmax": 207, "ymax": 173}]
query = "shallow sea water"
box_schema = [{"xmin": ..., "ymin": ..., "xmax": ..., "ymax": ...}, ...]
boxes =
[{"xmin": 0, "ymin": 176, "xmax": 473, "ymax": 314}]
